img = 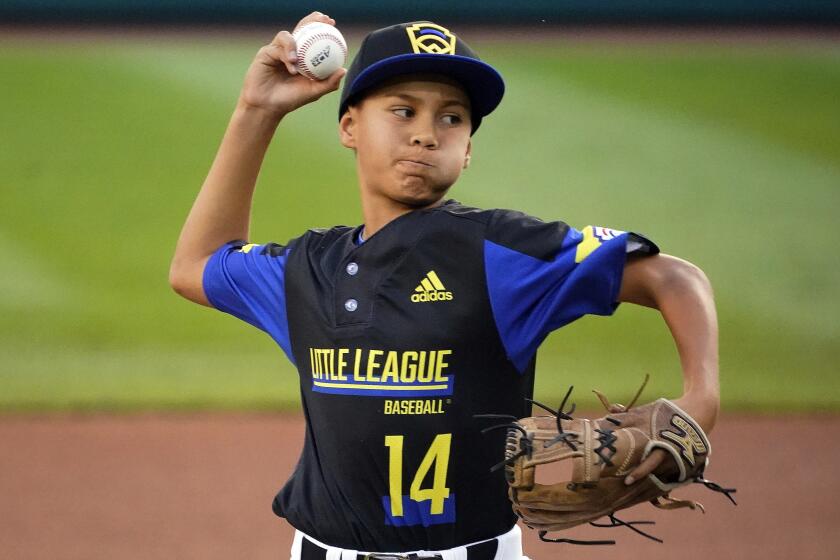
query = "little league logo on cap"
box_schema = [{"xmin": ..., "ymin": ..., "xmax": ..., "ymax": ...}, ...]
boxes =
[
  {"xmin": 339, "ymin": 21, "xmax": 505, "ymax": 133},
  {"xmin": 405, "ymin": 23, "xmax": 457, "ymax": 55}
]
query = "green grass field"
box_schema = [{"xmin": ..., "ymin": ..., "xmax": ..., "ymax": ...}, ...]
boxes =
[{"xmin": 1, "ymin": 34, "xmax": 838, "ymax": 412}]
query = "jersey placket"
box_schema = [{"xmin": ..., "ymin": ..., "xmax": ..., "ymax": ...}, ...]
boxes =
[
  {"xmin": 334, "ymin": 245, "xmax": 372, "ymax": 326},
  {"xmin": 331, "ymin": 212, "xmax": 429, "ymax": 328}
]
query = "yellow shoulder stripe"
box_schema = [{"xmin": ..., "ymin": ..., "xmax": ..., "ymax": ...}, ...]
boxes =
[
  {"xmin": 237, "ymin": 243, "xmax": 259, "ymax": 254},
  {"xmin": 574, "ymin": 226, "xmax": 601, "ymax": 264}
]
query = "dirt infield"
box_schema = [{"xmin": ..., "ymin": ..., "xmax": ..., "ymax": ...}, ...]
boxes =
[{"xmin": 1, "ymin": 413, "xmax": 836, "ymax": 559}]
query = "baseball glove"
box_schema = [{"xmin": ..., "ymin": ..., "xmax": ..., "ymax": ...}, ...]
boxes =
[{"xmin": 477, "ymin": 378, "xmax": 736, "ymax": 545}]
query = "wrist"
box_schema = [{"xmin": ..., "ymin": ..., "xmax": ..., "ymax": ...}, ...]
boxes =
[
  {"xmin": 673, "ymin": 388, "xmax": 720, "ymax": 433},
  {"xmin": 234, "ymin": 99, "xmax": 286, "ymax": 128}
]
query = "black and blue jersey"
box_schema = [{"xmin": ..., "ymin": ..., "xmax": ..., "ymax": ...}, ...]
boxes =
[{"xmin": 202, "ymin": 199, "xmax": 657, "ymax": 552}]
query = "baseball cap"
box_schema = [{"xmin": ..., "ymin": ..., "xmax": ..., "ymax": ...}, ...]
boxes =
[{"xmin": 339, "ymin": 22, "xmax": 505, "ymax": 134}]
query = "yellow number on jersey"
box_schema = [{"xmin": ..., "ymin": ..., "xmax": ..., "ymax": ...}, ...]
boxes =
[
  {"xmin": 385, "ymin": 433, "xmax": 452, "ymax": 517},
  {"xmin": 385, "ymin": 435, "xmax": 405, "ymax": 516}
]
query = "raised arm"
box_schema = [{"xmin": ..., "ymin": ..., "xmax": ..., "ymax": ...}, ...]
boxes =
[
  {"xmin": 169, "ymin": 11, "xmax": 345, "ymax": 306},
  {"xmin": 617, "ymin": 252, "xmax": 720, "ymax": 484}
]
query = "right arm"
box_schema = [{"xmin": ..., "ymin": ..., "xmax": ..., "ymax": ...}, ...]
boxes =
[{"xmin": 168, "ymin": 11, "xmax": 346, "ymax": 306}]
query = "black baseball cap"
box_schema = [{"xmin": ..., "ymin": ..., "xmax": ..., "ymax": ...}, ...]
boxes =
[{"xmin": 339, "ymin": 22, "xmax": 505, "ymax": 134}]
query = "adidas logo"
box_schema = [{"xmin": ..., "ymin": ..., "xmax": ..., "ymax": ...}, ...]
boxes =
[{"xmin": 411, "ymin": 270, "xmax": 454, "ymax": 303}]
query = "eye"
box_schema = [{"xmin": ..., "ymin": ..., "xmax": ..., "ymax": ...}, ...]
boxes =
[
  {"xmin": 392, "ymin": 107, "xmax": 414, "ymax": 118},
  {"xmin": 441, "ymin": 114, "xmax": 463, "ymax": 125}
]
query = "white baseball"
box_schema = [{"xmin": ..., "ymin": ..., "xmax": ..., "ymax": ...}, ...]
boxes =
[{"xmin": 293, "ymin": 22, "xmax": 348, "ymax": 81}]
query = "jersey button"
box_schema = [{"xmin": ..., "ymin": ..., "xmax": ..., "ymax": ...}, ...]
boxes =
[
  {"xmin": 344, "ymin": 298, "xmax": 358, "ymax": 312},
  {"xmin": 346, "ymin": 262, "xmax": 359, "ymax": 276}
]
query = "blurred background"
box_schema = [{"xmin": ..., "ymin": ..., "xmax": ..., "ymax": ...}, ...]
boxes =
[
  {"xmin": 1, "ymin": 1, "xmax": 838, "ymax": 412},
  {"xmin": 1, "ymin": 3, "xmax": 839, "ymax": 558},
  {"xmin": 2, "ymin": 0, "xmax": 840, "ymax": 25}
]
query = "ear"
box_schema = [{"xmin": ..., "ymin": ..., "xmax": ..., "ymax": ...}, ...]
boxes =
[
  {"xmin": 463, "ymin": 139, "xmax": 472, "ymax": 169},
  {"xmin": 339, "ymin": 109, "xmax": 357, "ymax": 150}
]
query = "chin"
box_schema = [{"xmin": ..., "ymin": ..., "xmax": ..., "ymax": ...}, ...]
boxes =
[
  {"xmin": 394, "ymin": 186, "xmax": 450, "ymax": 208},
  {"xmin": 392, "ymin": 177, "xmax": 453, "ymax": 207}
]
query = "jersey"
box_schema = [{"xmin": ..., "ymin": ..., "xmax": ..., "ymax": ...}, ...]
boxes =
[{"xmin": 201, "ymin": 199, "xmax": 658, "ymax": 552}]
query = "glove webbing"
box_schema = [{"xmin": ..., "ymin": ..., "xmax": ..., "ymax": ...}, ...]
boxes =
[{"xmin": 476, "ymin": 380, "xmax": 738, "ymax": 546}]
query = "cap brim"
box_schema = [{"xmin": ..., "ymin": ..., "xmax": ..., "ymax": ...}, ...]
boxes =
[{"xmin": 344, "ymin": 53, "xmax": 505, "ymax": 126}]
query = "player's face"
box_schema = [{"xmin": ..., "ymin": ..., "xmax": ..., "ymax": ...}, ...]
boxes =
[{"xmin": 340, "ymin": 75, "xmax": 472, "ymax": 208}]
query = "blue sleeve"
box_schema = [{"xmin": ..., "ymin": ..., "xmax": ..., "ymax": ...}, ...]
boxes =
[
  {"xmin": 202, "ymin": 239, "xmax": 295, "ymax": 365},
  {"xmin": 484, "ymin": 211, "xmax": 658, "ymax": 373}
]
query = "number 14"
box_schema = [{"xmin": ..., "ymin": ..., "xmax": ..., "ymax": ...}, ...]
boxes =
[{"xmin": 384, "ymin": 433, "xmax": 452, "ymax": 516}]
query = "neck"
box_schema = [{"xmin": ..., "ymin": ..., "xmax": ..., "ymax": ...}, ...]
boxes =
[{"xmin": 359, "ymin": 190, "xmax": 447, "ymax": 238}]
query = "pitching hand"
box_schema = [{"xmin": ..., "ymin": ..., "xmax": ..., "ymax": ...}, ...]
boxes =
[{"xmin": 238, "ymin": 11, "xmax": 346, "ymax": 120}]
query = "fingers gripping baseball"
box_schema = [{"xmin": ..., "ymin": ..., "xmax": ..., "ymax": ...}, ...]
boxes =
[
  {"xmin": 304, "ymin": 67, "xmax": 347, "ymax": 100},
  {"xmin": 263, "ymin": 33, "xmax": 298, "ymax": 76},
  {"xmin": 239, "ymin": 12, "xmax": 344, "ymax": 118},
  {"xmin": 293, "ymin": 11, "xmax": 335, "ymax": 33}
]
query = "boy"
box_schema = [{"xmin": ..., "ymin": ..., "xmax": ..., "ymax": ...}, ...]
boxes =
[{"xmin": 169, "ymin": 12, "xmax": 720, "ymax": 560}]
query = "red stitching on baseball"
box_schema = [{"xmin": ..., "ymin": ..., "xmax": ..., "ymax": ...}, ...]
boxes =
[
  {"xmin": 296, "ymin": 30, "xmax": 347, "ymax": 79},
  {"xmin": 299, "ymin": 33, "xmax": 347, "ymax": 56}
]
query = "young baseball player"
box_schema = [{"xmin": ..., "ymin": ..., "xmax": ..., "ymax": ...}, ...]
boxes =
[{"xmin": 169, "ymin": 12, "xmax": 720, "ymax": 560}]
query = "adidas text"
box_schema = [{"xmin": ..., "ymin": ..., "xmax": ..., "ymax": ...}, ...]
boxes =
[{"xmin": 411, "ymin": 291, "xmax": 454, "ymax": 303}]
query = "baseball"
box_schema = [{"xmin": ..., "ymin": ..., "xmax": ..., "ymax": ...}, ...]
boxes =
[{"xmin": 293, "ymin": 22, "xmax": 348, "ymax": 80}]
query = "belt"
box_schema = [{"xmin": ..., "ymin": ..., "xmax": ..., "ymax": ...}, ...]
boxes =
[{"xmin": 300, "ymin": 534, "xmax": 500, "ymax": 560}]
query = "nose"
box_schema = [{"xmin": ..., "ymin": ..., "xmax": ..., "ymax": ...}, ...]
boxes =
[{"xmin": 410, "ymin": 116, "xmax": 438, "ymax": 149}]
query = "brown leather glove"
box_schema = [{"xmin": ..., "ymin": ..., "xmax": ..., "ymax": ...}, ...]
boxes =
[{"xmin": 485, "ymin": 385, "xmax": 736, "ymax": 545}]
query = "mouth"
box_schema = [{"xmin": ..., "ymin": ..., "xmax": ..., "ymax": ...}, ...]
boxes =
[{"xmin": 396, "ymin": 158, "xmax": 434, "ymax": 169}]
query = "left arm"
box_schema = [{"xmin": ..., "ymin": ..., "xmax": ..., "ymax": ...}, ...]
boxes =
[{"xmin": 618, "ymin": 252, "xmax": 720, "ymax": 482}]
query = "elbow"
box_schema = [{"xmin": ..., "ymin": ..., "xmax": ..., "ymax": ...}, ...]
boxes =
[
  {"xmin": 633, "ymin": 255, "xmax": 713, "ymax": 308},
  {"xmin": 672, "ymin": 259, "xmax": 713, "ymax": 298},
  {"xmin": 623, "ymin": 254, "xmax": 712, "ymax": 308},
  {"xmin": 168, "ymin": 259, "xmax": 187, "ymax": 296},
  {"xmin": 168, "ymin": 254, "xmax": 212, "ymax": 307},
  {"xmin": 168, "ymin": 256, "xmax": 196, "ymax": 298},
  {"xmin": 652, "ymin": 257, "xmax": 714, "ymax": 307}
]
